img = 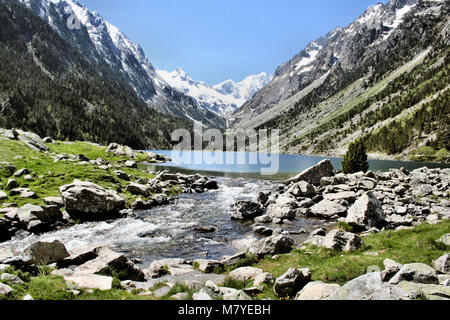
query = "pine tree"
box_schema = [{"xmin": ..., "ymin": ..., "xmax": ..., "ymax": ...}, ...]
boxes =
[{"xmin": 342, "ymin": 139, "xmax": 369, "ymax": 174}]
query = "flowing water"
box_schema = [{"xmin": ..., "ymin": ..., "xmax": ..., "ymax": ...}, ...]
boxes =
[{"xmin": 2, "ymin": 151, "xmax": 448, "ymax": 266}]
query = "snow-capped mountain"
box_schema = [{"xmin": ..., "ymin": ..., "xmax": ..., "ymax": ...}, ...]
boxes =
[
  {"xmin": 17, "ymin": 0, "xmax": 225, "ymax": 127},
  {"xmin": 232, "ymin": 0, "xmax": 426, "ymax": 127},
  {"xmin": 157, "ymin": 68, "xmax": 270, "ymax": 117}
]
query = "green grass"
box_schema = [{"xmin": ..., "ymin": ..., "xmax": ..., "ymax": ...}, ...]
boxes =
[
  {"xmin": 232, "ymin": 220, "xmax": 450, "ymax": 300},
  {"xmin": 0, "ymin": 139, "xmax": 174, "ymax": 207}
]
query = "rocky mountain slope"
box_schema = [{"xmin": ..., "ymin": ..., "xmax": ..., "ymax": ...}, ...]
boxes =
[
  {"xmin": 0, "ymin": 0, "xmax": 193, "ymax": 149},
  {"xmin": 16, "ymin": 0, "xmax": 225, "ymax": 128},
  {"xmin": 158, "ymin": 68, "xmax": 270, "ymax": 117},
  {"xmin": 231, "ymin": 0, "xmax": 449, "ymax": 161}
]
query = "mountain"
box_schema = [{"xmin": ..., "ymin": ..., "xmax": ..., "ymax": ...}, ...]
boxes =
[
  {"xmin": 231, "ymin": 0, "xmax": 449, "ymax": 161},
  {"xmin": 0, "ymin": 0, "xmax": 193, "ymax": 149},
  {"xmin": 157, "ymin": 68, "xmax": 270, "ymax": 117},
  {"xmin": 16, "ymin": 0, "xmax": 225, "ymax": 128}
]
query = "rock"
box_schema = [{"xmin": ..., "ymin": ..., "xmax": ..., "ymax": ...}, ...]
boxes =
[
  {"xmin": 148, "ymin": 258, "xmax": 187, "ymax": 278},
  {"xmin": 6, "ymin": 179, "xmax": 18, "ymax": 190},
  {"xmin": 303, "ymin": 235, "xmax": 325, "ymax": 247},
  {"xmin": 1, "ymin": 255, "xmax": 37, "ymax": 273},
  {"xmin": 0, "ymin": 283, "xmax": 14, "ymax": 296},
  {"xmin": 10, "ymin": 188, "xmax": 37, "ymax": 199},
  {"xmin": 14, "ymin": 168, "xmax": 30, "ymax": 177},
  {"xmin": 194, "ymin": 259, "xmax": 223, "ymax": 273},
  {"xmin": 58, "ymin": 245, "xmax": 100, "ymax": 268},
  {"xmin": 434, "ymin": 254, "xmax": 450, "ymax": 274},
  {"xmin": 322, "ymin": 229, "xmax": 362, "ymax": 252},
  {"xmin": 254, "ymin": 192, "xmax": 269, "ymax": 206},
  {"xmin": 74, "ymin": 247, "xmax": 145, "ymax": 281},
  {"xmin": 266, "ymin": 204, "xmax": 296, "ymax": 220},
  {"xmin": 254, "ymin": 215, "xmax": 273, "ymax": 224},
  {"xmin": 273, "ymin": 268, "xmax": 311, "ymax": 298},
  {"xmin": 171, "ymin": 292, "xmax": 189, "ymax": 300},
  {"xmin": 0, "ymin": 248, "xmax": 14, "ymax": 261},
  {"xmin": 1, "ymin": 273, "xmax": 24, "ymax": 285},
  {"xmin": 204, "ymin": 180, "xmax": 219, "ymax": 190},
  {"xmin": 42, "ymin": 137, "xmax": 53, "ymax": 143},
  {"xmin": 345, "ymin": 191, "xmax": 385, "ymax": 230},
  {"xmin": 25, "ymin": 240, "xmax": 69, "ymax": 264},
  {"xmin": 389, "ymin": 263, "xmax": 439, "ymax": 285},
  {"xmin": 310, "ymin": 227, "xmax": 326, "ymax": 236},
  {"xmin": 231, "ymin": 237, "xmax": 259, "ymax": 252},
  {"xmin": 229, "ymin": 267, "xmax": 264, "ymax": 282},
  {"xmin": 437, "ymin": 234, "xmax": 450, "ymax": 246},
  {"xmin": 249, "ymin": 234, "xmax": 295, "ymax": 258},
  {"xmin": 64, "ymin": 274, "xmax": 113, "ymax": 291},
  {"xmin": 328, "ymin": 272, "xmax": 411, "ymax": 300},
  {"xmin": 221, "ymin": 252, "xmax": 248, "ymax": 266},
  {"xmin": 124, "ymin": 160, "xmax": 137, "ymax": 168},
  {"xmin": 22, "ymin": 294, "xmax": 34, "ymax": 300},
  {"xmin": 0, "ymin": 218, "xmax": 12, "ymax": 242},
  {"xmin": 0, "ymin": 190, "xmax": 7, "ymax": 200},
  {"xmin": 106, "ymin": 143, "xmax": 135, "ymax": 158},
  {"xmin": 285, "ymin": 159, "xmax": 334, "ymax": 186},
  {"xmin": 43, "ymin": 197, "xmax": 64, "ymax": 208},
  {"xmin": 114, "ymin": 170, "xmax": 130, "ymax": 181},
  {"xmin": 254, "ymin": 272, "xmax": 274, "ymax": 287},
  {"xmin": 232, "ymin": 201, "xmax": 264, "ymax": 220},
  {"xmin": 6, "ymin": 204, "xmax": 63, "ymax": 232},
  {"xmin": 11, "ymin": 129, "xmax": 49, "ymax": 152},
  {"xmin": 59, "ymin": 180, "xmax": 126, "ymax": 220},
  {"xmin": 126, "ymin": 183, "xmax": 150, "ymax": 197},
  {"xmin": 411, "ymin": 184, "xmax": 433, "ymax": 197},
  {"xmin": 295, "ymin": 281, "xmax": 340, "ymax": 300},
  {"xmin": 310, "ymin": 200, "xmax": 347, "ymax": 219},
  {"xmin": 397, "ymin": 281, "xmax": 450, "ymax": 300},
  {"xmin": 381, "ymin": 259, "xmax": 403, "ymax": 282},
  {"xmin": 323, "ymin": 191, "xmax": 357, "ymax": 203},
  {"xmin": 223, "ymin": 290, "xmax": 252, "ymax": 300},
  {"xmin": 193, "ymin": 290, "xmax": 213, "ymax": 300},
  {"xmin": 287, "ymin": 181, "xmax": 316, "ymax": 197}
]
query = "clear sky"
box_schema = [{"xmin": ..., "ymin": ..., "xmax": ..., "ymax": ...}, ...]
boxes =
[{"xmin": 78, "ymin": 0, "xmax": 387, "ymax": 85}]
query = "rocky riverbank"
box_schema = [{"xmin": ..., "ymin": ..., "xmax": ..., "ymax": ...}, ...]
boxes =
[{"xmin": 0, "ymin": 129, "xmax": 449, "ymax": 300}]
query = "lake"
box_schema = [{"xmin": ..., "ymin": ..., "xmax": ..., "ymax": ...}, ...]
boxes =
[{"xmin": 147, "ymin": 150, "xmax": 450, "ymax": 181}]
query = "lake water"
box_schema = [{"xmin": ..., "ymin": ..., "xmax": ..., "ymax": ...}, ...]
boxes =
[{"xmin": 148, "ymin": 150, "xmax": 450, "ymax": 181}]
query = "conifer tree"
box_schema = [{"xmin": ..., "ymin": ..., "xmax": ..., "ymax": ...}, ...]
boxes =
[{"xmin": 342, "ymin": 139, "xmax": 369, "ymax": 174}]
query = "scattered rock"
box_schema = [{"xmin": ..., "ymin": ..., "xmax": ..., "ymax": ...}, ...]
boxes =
[
  {"xmin": 389, "ymin": 263, "xmax": 439, "ymax": 285},
  {"xmin": 274, "ymin": 268, "xmax": 311, "ymax": 298},
  {"xmin": 345, "ymin": 191, "xmax": 385, "ymax": 230},
  {"xmin": 229, "ymin": 267, "xmax": 263, "ymax": 282},
  {"xmin": 434, "ymin": 254, "xmax": 449, "ymax": 275},
  {"xmin": 25, "ymin": 240, "xmax": 69, "ymax": 265},
  {"xmin": 194, "ymin": 259, "xmax": 224, "ymax": 273},
  {"xmin": 285, "ymin": 159, "xmax": 334, "ymax": 186},
  {"xmin": 249, "ymin": 234, "xmax": 295, "ymax": 258},
  {"xmin": 310, "ymin": 200, "xmax": 347, "ymax": 219},
  {"xmin": 295, "ymin": 281, "xmax": 341, "ymax": 300},
  {"xmin": 232, "ymin": 201, "xmax": 264, "ymax": 220},
  {"xmin": 64, "ymin": 274, "xmax": 113, "ymax": 291},
  {"xmin": 0, "ymin": 283, "xmax": 14, "ymax": 296},
  {"xmin": 322, "ymin": 229, "xmax": 362, "ymax": 252}
]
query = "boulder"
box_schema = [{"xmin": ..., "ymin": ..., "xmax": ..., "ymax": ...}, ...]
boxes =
[
  {"xmin": 7, "ymin": 204, "xmax": 63, "ymax": 228},
  {"xmin": 193, "ymin": 290, "xmax": 213, "ymax": 300},
  {"xmin": 254, "ymin": 272, "xmax": 274, "ymax": 286},
  {"xmin": 249, "ymin": 234, "xmax": 295, "ymax": 258},
  {"xmin": 388, "ymin": 263, "xmax": 439, "ymax": 285},
  {"xmin": 397, "ymin": 281, "xmax": 450, "ymax": 300},
  {"xmin": 285, "ymin": 159, "xmax": 334, "ymax": 186},
  {"xmin": 126, "ymin": 183, "xmax": 150, "ymax": 197},
  {"xmin": 25, "ymin": 240, "xmax": 69, "ymax": 265},
  {"xmin": 434, "ymin": 254, "xmax": 450, "ymax": 274},
  {"xmin": 323, "ymin": 191, "xmax": 357, "ymax": 203},
  {"xmin": 57, "ymin": 245, "xmax": 100, "ymax": 268},
  {"xmin": 64, "ymin": 274, "xmax": 113, "ymax": 291},
  {"xmin": 0, "ymin": 283, "xmax": 14, "ymax": 296},
  {"xmin": 59, "ymin": 180, "xmax": 125, "ymax": 220},
  {"xmin": 194, "ymin": 259, "xmax": 224, "ymax": 273},
  {"xmin": 266, "ymin": 204, "xmax": 296, "ymax": 220},
  {"xmin": 43, "ymin": 197, "xmax": 65, "ymax": 208},
  {"xmin": 310, "ymin": 200, "xmax": 347, "ymax": 219},
  {"xmin": 328, "ymin": 272, "xmax": 411, "ymax": 300},
  {"xmin": 229, "ymin": 267, "xmax": 264, "ymax": 282},
  {"xmin": 295, "ymin": 281, "xmax": 340, "ymax": 300},
  {"xmin": 0, "ymin": 190, "xmax": 7, "ymax": 200},
  {"xmin": 1, "ymin": 273, "xmax": 24, "ymax": 285},
  {"xmin": 345, "ymin": 191, "xmax": 385, "ymax": 230},
  {"xmin": 114, "ymin": 170, "xmax": 131, "ymax": 181},
  {"xmin": 287, "ymin": 181, "xmax": 316, "ymax": 197},
  {"xmin": 322, "ymin": 229, "xmax": 362, "ymax": 252},
  {"xmin": 437, "ymin": 234, "xmax": 450, "ymax": 246},
  {"xmin": 74, "ymin": 247, "xmax": 145, "ymax": 281},
  {"xmin": 106, "ymin": 143, "xmax": 135, "ymax": 158},
  {"xmin": 232, "ymin": 201, "xmax": 264, "ymax": 220},
  {"xmin": 223, "ymin": 290, "xmax": 252, "ymax": 300},
  {"xmin": 381, "ymin": 259, "xmax": 403, "ymax": 282},
  {"xmin": 148, "ymin": 258, "xmax": 187, "ymax": 278},
  {"xmin": 273, "ymin": 268, "xmax": 311, "ymax": 298}
]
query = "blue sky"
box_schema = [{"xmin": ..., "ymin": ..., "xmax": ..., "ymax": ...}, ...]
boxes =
[{"xmin": 78, "ymin": 0, "xmax": 387, "ymax": 85}]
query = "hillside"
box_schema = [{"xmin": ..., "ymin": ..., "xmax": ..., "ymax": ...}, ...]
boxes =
[
  {"xmin": 231, "ymin": 0, "xmax": 449, "ymax": 162},
  {"xmin": 0, "ymin": 0, "xmax": 193, "ymax": 149}
]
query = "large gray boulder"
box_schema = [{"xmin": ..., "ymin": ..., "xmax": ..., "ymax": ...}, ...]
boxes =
[
  {"xmin": 106, "ymin": 143, "xmax": 135, "ymax": 158},
  {"xmin": 0, "ymin": 283, "xmax": 14, "ymax": 296},
  {"xmin": 64, "ymin": 274, "xmax": 113, "ymax": 291},
  {"xmin": 25, "ymin": 240, "xmax": 69, "ymax": 265},
  {"xmin": 126, "ymin": 183, "xmax": 150, "ymax": 197},
  {"xmin": 345, "ymin": 191, "xmax": 385, "ymax": 230},
  {"xmin": 60, "ymin": 180, "xmax": 125, "ymax": 220},
  {"xmin": 295, "ymin": 281, "xmax": 340, "ymax": 300},
  {"xmin": 273, "ymin": 268, "xmax": 311, "ymax": 298},
  {"xmin": 249, "ymin": 234, "xmax": 295, "ymax": 258},
  {"xmin": 328, "ymin": 272, "xmax": 411, "ymax": 300},
  {"xmin": 397, "ymin": 281, "xmax": 450, "ymax": 300},
  {"xmin": 73, "ymin": 247, "xmax": 144, "ymax": 281},
  {"xmin": 4, "ymin": 204, "xmax": 63, "ymax": 232},
  {"xmin": 322, "ymin": 229, "xmax": 362, "ymax": 252},
  {"xmin": 310, "ymin": 200, "xmax": 347, "ymax": 219},
  {"xmin": 287, "ymin": 181, "xmax": 316, "ymax": 197},
  {"xmin": 0, "ymin": 129, "xmax": 49, "ymax": 152},
  {"xmin": 285, "ymin": 159, "xmax": 334, "ymax": 186},
  {"xmin": 229, "ymin": 267, "xmax": 264, "ymax": 282},
  {"xmin": 388, "ymin": 263, "xmax": 439, "ymax": 285}
]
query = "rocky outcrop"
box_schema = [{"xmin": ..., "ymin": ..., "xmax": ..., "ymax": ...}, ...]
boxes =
[
  {"xmin": 0, "ymin": 128, "xmax": 49, "ymax": 152},
  {"xmin": 59, "ymin": 180, "xmax": 126, "ymax": 221}
]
